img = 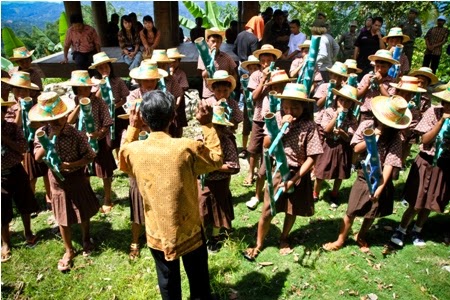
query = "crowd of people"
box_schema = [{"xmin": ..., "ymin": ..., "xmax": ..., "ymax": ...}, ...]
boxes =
[{"xmin": 1, "ymin": 7, "xmax": 449, "ymax": 300}]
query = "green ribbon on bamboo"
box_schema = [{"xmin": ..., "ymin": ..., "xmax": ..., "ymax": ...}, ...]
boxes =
[
  {"xmin": 100, "ymin": 77, "xmax": 115, "ymax": 140},
  {"xmin": 19, "ymin": 97, "xmax": 35, "ymax": 149},
  {"xmin": 297, "ymin": 35, "xmax": 321, "ymax": 95},
  {"xmin": 194, "ymin": 37, "xmax": 216, "ymax": 78},
  {"xmin": 433, "ymin": 118, "xmax": 450, "ymax": 166},
  {"xmin": 240, "ymin": 74, "xmax": 254, "ymax": 122},
  {"xmin": 37, "ymin": 131, "xmax": 65, "ymax": 181},
  {"xmin": 325, "ymin": 80, "xmax": 336, "ymax": 108}
]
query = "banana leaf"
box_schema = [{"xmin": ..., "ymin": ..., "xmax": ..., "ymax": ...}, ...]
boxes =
[
  {"xmin": 1, "ymin": 27, "xmax": 25, "ymax": 58},
  {"xmin": 179, "ymin": 16, "xmax": 196, "ymax": 31},
  {"xmin": 32, "ymin": 26, "xmax": 56, "ymax": 51},
  {"xmin": 59, "ymin": 12, "xmax": 69, "ymax": 45},
  {"xmin": 1, "ymin": 57, "xmax": 14, "ymax": 73},
  {"xmin": 205, "ymin": 1, "xmax": 221, "ymax": 29}
]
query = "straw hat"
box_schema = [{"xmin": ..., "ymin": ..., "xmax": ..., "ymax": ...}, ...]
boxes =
[
  {"xmin": 264, "ymin": 69, "xmax": 295, "ymax": 86},
  {"xmin": 150, "ymin": 49, "xmax": 175, "ymax": 63},
  {"xmin": 89, "ymin": 52, "xmax": 117, "ymax": 69},
  {"xmin": 326, "ymin": 61, "xmax": 349, "ymax": 78},
  {"xmin": 241, "ymin": 55, "xmax": 260, "ymax": 71},
  {"xmin": 1, "ymin": 71, "xmax": 40, "ymax": 90},
  {"xmin": 344, "ymin": 59, "xmax": 362, "ymax": 73},
  {"xmin": 64, "ymin": 70, "xmax": 97, "ymax": 86},
  {"xmin": 1, "ymin": 98, "xmax": 16, "ymax": 107},
  {"xmin": 205, "ymin": 27, "xmax": 226, "ymax": 40},
  {"xmin": 212, "ymin": 104, "xmax": 234, "ymax": 126},
  {"xmin": 332, "ymin": 85, "xmax": 362, "ymax": 105},
  {"xmin": 253, "ymin": 44, "xmax": 282, "ymax": 60},
  {"xmin": 206, "ymin": 70, "xmax": 236, "ymax": 91},
  {"xmin": 167, "ymin": 48, "xmax": 186, "ymax": 59},
  {"xmin": 9, "ymin": 46, "xmax": 35, "ymax": 62},
  {"xmin": 409, "ymin": 67, "xmax": 439, "ymax": 85},
  {"xmin": 368, "ymin": 49, "xmax": 400, "ymax": 65},
  {"xmin": 389, "ymin": 76, "xmax": 427, "ymax": 93},
  {"xmin": 28, "ymin": 91, "xmax": 75, "ymax": 122},
  {"xmin": 432, "ymin": 86, "xmax": 450, "ymax": 103},
  {"xmin": 371, "ymin": 95, "xmax": 412, "ymax": 129},
  {"xmin": 117, "ymin": 98, "xmax": 143, "ymax": 119},
  {"xmin": 298, "ymin": 40, "xmax": 311, "ymax": 50},
  {"xmin": 382, "ymin": 27, "xmax": 410, "ymax": 43},
  {"xmin": 276, "ymin": 83, "xmax": 315, "ymax": 102},
  {"xmin": 130, "ymin": 61, "xmax": 168, "ymax": 80}
]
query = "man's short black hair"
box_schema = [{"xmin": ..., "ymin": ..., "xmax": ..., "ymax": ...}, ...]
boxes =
[
  {"xmin": 140, "ymin": 90, "xmax": 175, "ymax": 132},
  {"xmin": 70, "ymin": 13, "xmax": 83, "ymax": 24},
  {"xmin": 273, "ymin": 9, "xmax": 284, "ymax": 17},
  {"xmin": 208, "ymin": 34, "xmax": 223, "ymax": 41},
  {"xmin": 290, "ymin": 19, "xmax": 300, "ymax": 27},
  {"xmin": 373, "ymin": 16, "xmax": 383, "ymax": 24}
]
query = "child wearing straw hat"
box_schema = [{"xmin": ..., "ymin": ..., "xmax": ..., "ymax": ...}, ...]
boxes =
[
  {"xmin": 198, "ymin": 27, "xmax": 237, "ymax": 99},
  {"xmin": 409, "ymin": 67, "xmax": 439, "ymax": 114},
  {"xmin": 313, "ymin": 61, "xmax": 349, "ymax": 110},
  {"xmin": 314, "ymin": 85, "xmax": 362, "ymax": 207},
  {"xmin": 65, "ymin": 71, "xmax": 116, "ymax": 214},
  {"xmin": 357, "ymin": 49, "xmax": 399, "ymax": 122},
  {"xmin": 1, "ymin": 98, "xmax": 40, "ymax": 262},
  {"xmin": 244, "ymin": 83, "xmax": 322, "ymax": 261},
  {"xmin": 383, "ymin": 27, "xmax": 410, "ymax": 76},
  {"xmin": 90, "ymin": 52, "xmax": 130, "ymax": 153},
  {"xmin": 390, "ymin": 87, "xmax": 450, "ymax": 248},
  {"xmin": 289, "ymin": 40, "xmax": 323, "ymax": 94},
  {"xmin": 198, "ymin": 104, "xmax": 240, "ymax": 253},
  {"xmin": 323, "ymin": 95, "xmax": 411, "ymax": 252},
  {"xmin": 31, "ymin": 91, "xmax": 99, "ymax": 271},
  {"xmin": 344, "ymin": 59, "xmax": 362, "ymax": 76}
]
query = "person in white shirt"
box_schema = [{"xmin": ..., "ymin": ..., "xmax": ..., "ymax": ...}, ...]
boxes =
[{"xmin": 284, "ymin": 19, "xmax": 307, "ymax": 60}]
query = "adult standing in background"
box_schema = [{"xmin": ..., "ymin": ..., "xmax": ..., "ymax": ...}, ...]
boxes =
[
  {"xmin": 354, "ymin": 16, "xmax": 385, "ymax": 79},
  {"xmin": 262, "ymin": 9, "xmax": 290, "ymax": 53},
  {"xmin": 106, "ymin": 13, "xmax": 120, "ymax": 47},
  {"xmin": 360, "ymin": 17, "xmax": 373, "ymax": 34},
  {"xmin": 61, "ymin": 14, "xmax": 101, "ymax": 71},
  {"xmin": 261, "ymin": 7, "xmax": 273, "ymax": 24},
  {"xmin": 226, "ymin": 21, "xmax": 238, "ymax": 44},
  {"xmin": 423, "ymin": 15, "xmax": 449, "ymax": 74},
  {"xmin": 338, "ymin": 21, "xmax": 358, "ymax": 61},
  {"xmin": 312, "ymin": 19, "xmax": 340, "ymax": 83},
  {"xmin": 190, "ymin": 17, "xmax": 206, "ymax": 42},
  {"xmin": 233, "ymin": 16, "xmax": 260, "ymax": 63},
  {"xmin": 399, "ymin": 8, "xmax": 423, "ymax": 68}
]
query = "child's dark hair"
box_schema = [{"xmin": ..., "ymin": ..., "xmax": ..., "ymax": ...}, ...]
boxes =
[
  {"xmin": 140, "ymin": 90, "xmax": 175, "ymax": 131},
  {"xmin": 212, "ymin": 81, "xmax": 232, "ymax": 90},
  {"xmin": 208, "ymin": 34, "xmax": 223, "ymax": 41},
  {"xmin": 142, "ymin": 15, "xmax": 158, "ymax": 36},
  {"xmin": 259, "ymin": 53, "xmax": 277, "ymax": 61},
  {"xmin": 93, "ymin": 62, "xmax": 116, "ymax": 80},
  {"xmin": 70, "ymin": 13, "xmax": 83, "ymax": 24},
  {"xmin": 290, "ymin": 19, "xmax": 300, "ymax": 27}
]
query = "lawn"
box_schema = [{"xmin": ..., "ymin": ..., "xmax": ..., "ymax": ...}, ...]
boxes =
[{"xmin": 1, "ymin": 126, "xmax": 449, "ymax": 300}]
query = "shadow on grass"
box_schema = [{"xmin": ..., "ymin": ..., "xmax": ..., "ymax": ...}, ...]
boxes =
[{"xmin": 230, "ymin": 221, "xmax": 282, "ymax": 250}]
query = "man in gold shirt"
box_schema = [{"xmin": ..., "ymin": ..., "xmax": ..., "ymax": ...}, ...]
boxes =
[{"xmin": 119, "ymin": 90, "xmax": 222, "ymax": 300}]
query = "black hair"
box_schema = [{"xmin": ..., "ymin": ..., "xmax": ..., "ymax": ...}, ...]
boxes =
[
  {"xmin": 208, "ymin": 34, "xmax": 223, "ymax": 41},
  {"xmin": 93, "ymin": 62, "xmax": 116, "ymax": 80},
  {"xmin": 374, "ymin": 60, "xmax": 392, "ymax": 67},
  {"xmin": 120, "ymin": 15, "xmax": 136, "ymax": 37},
  {"xmin": 230, "ymin": 20, "xmax": 238, "ymax": 27},
  {"xmin": 212, "ymin": 81, "xmax": 232, "ymax": 90},
  {"xmin": 373, "ymin": 118, "xmax": 398, "ymax": 145},
  {"xmin": 70, "ymin": 13, "xmax": 83, "ymax": 24},
  {"xmin": 140, "ymin": 90, "xmax": 175, "ymax": 131},
  {"xmin": 373, "ymin": 16, "xmax": 383, "ymax": 25},
  {"xmin": 143, "ymin": 15, "xmax": 158, "ymax": 36},
  {"xmin": 259, "ymin": 53, "xmax": 277, "ymax": 61},
  {"xmin": 111, "ymin": 13, "xmax": 119, "ymax": 21},
  {"xmin": 290, "ymin": 19, "xmax": 300, "ymax": 27},
  {"xmin": 273, "ymin": 9, "xmax": 284, "ymax": 17}
]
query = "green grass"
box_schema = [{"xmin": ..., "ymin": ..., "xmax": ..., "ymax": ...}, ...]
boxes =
[{"xmin": 2, "ymin": 128, "xmax": 449, "ymax": 300}]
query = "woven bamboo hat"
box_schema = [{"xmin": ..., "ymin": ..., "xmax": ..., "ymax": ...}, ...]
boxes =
[
  {"xmin": 207, "ymin": 70, "xmax": 236, "ymax": 91},
  {"xmin": 253, "ymin": 44, "xmax": 282, "ymax": 60},
  {"xmin": 28, "ymin": 91, "xmax": 75, "ymax": 122},
  {"xmin": 212, "ymin": 104, "xmax": 234, "ymax": 126},
  {"xmin": 241, "ymin": 55, "xmax": 261, "ymax": 71},
  {"xmin": 382, "ymin": 27, "xmax": 410, "ymax": 43},
  {"xmin": 205, "ymin": 27, "xmax": 226, "ymax": 40},
  {"xmin": 332, "ymin": 85, "xmax": 362, "ymax": 105},
  {"xmin": 1, "ymin": 98, "xmax": 16, "ymax": 107},
  {"xmin": 1, "ymin": 71, "xmax": 40, "ymax": 90},
  {"xmin": 326, "ymin": 61, "xmax": 349, "ymax": 78},
  {"xmin": 117, "ymin": 98, "xmax": 143, "ymax": 120},
  {"xmin": 150, "ymin": 49, "xmax": 175, "ymax": 63},
  {"xmin": 64, "ymin": 70, "xmax": 97, "ymax": 86},
  {"xmin": 371, "ymin": 95, "xmax": 412, "ymax": 129},
  {"xmin": 409, "ymin": 67, "xmax": 439, "ymax": 85},
  {"xmin": 344, "ymin": 59, "xmax": 362, "ymax": 74},
  {"xmin": 89, "ymin": 52, "xmax": 117, "ymax": 69},
  {"xmin": 130, "ymin": 61, "xmax": 168, "ymax": 80},
  {"xmin": 432, "ymin": 86, "xmax": 450, "ymax": 103},
  {"xmin": 9, "ymin": 46, "xmax": 35, "ymax": 61},
  {"xmin": 298, "ymin": 40, "xmax": 311, "ymax": 50},
  {"xmin": 276, "ymin": 83, "xmax": 315, "ymax": 102},
  {"xmin": 368, "ymin": 49, "xmax": 400, "ymax": 65},
  {"xmin": 167, "ymin": 48, "xmax": 186, "ymax": 59},
  {"xmin": 389, "ymin": 76, "xmax": 427, "ymax": 93},
  {"xmin": 264, "ymin": 69, "xmax": 295, "ymax": 86}
]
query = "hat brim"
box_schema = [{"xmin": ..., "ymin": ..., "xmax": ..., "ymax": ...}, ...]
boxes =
[
  {"xmin": 9, "ymin": 50, "xmax": 35, "ymax": 61},
  {"xmin": 371, "ymin": 96, "xmax": 412, "ymax": 129},
  {"xmin": 409, "ymin": 71, "xmax": 439, "ymax": 85},
  {"xmin": 382, "ymin": 35, "xmax": 410, "ymax": 44},
  {"xmin": 205, "ymin": 30, "xmax": 226, "ymax": 40},
  {"xmin": 241, "ymin": 61, "xmax": 261, "ymax": 70},
  {"xmin": 264, "ymin": 78, "xmax": 295, "ymax": 87},
  {"xmin": 206, "ymin": 76, "xmax": 237, "ymax": 91},
  {"xmin": 1, "ymin": 77, "xmax": 40, "ymax": 90},
  {"xmin": 368, "ymin": 55, "xmax": 399, "ymax": 65},
  {"xmin": 347, "ymin": 66, "xmax": 362, "ymax": 74},
  {"xmin": 389, "ymin": 83, "xmax": 427, "ymax": 93},
  {"xmin": 1, "ymin": 100, "xmax": 17, "ymax": 107},
  {"xmin": 167, "ymin": 54, "xmax": 185, "ymax": 59},
  {"xmin": 332, "ymin": 88, "xmax": 362, "ymax": 105},
  {"xmin": 89, "ymin": 58, "xmax": 118, "ymax": 69},
  {"xmin": 117, "ymin": 113, "xmax": 130, "ymax": 120},
  {"xmin": 298, "ymin": 44, "xmax": 311, "ymax": 50},
  {"xmin": 151, "ymin": 58, "xmax": 175, "ymax": 63},
  {"xmin": 28, "ymin": 95, "xmax": 76, "ymax": 122},
  {"xmin": 212, "ymin": 119, "xmax": 234, "ymax": 126},
  {"xmin": 276, "ymin": 94, "xmax": 315, "ymax": 102},
  {"xmin": 253, "ymin": 48, "xmax": 282, "ymax": 59},
  {"xmin": 326, "ymin": 67, "xmax": 349, "ymax": 78},
  {"xmin": 432, "ymin": 90, "xmax": 450, "ymax": 102},
  {"xmin": 129, "ymin": 68, "xmax": 168, "ymax": 80}
]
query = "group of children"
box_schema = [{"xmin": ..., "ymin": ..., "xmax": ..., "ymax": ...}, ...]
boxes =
[{"xmin": 1, "ymin": 24, "xmax": 449, "ymax": 272}]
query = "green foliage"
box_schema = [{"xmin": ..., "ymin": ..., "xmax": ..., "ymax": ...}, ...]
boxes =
[
  {"xmin": 59, "ymin": 12, "xmax": 69, "ymax": 45},
  {"xmin": 1, "ymin": 57, "xmax": 14, "ymax": 72},
  {"xmin": 179, "ymin": 1, "xmax": 236, "ymax": 31},
  {"xmin": 1, "ymin": 27, "xmax": 25, "ymax": 58}
]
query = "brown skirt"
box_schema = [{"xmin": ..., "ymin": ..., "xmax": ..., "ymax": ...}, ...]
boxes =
[
  {"xmin": 247, "ymin": 121, "xmax": 265, "ymax": 155},
  {"xmin": 87, "ymin": 138, "xmax": 117, "ymax": 178},
  {"xmin": 109, "ymin": 106, "xmax": 129, "ymax": 150},
  {"xmin": 176, "ymin": 99, "xmax": 188, "ymax": 128},
  {"xmin": 49, "ymin": 169, "xmax": 100, "ymax": 226},
  {"xmin": 265, "ymin": 167, "xmax": 315, "ymax": 217},
  {"xmin": 315, "ymin": 138, "xmax": 352, "ymax": 180},
  {"xmin": 346, "ymin": 170, "xmax": 394, "ymax": 218},
  {"xmin": 404, "ymin": 152, "xmax": 450, "ymax": 213},
  {"xmin": 198, "ymin": 177, "xmax": 234, "ymax": 229},
  {"xmin": 129, "ymin": 176, "xmax": 145, "ymax": 225},
  {"xmin": 23, "ymin": 146, "xmax": 49, "ymax": 180}
]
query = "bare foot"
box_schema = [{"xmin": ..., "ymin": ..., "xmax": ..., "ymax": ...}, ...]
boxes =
[
  {"xmin": 354, "ymin": 234, "xmax": 370, "ymax": 253},
  {"xmin": 322, "ymin": 241, "xmax": 343, "ymax": 251},
  {"xmin": 279, "ymin": 239, "xmax": 293, "ymax": 255}
]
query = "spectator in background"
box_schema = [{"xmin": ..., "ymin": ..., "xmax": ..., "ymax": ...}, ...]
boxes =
[
  {"xmin": 190, "ymin": 17, "xmax": 206, "ymax": 42},
  {"xmin": 283, "ymin": 10, "xmax": 289, "ymax": 23},
  {"xmin": 233, "ymin": 16, "xmax": 260, "ymax": 64},
  {"xmin": 312, "ymin": 19, "xmax": 340, "ymax": 82},
  {"xmin": 354, "ymin": 16, "xmax": 385, "ymax": 79},
  {"xmin": 106, "ymin": 13, "xmax": 120, "ymax": 46},
  {"xmin": 61, "ymin": 13, "xmax": 101, "ymax": 71},
  {"xmin": 262, "ymin": 9, "xmax": 290, "ymax": 53},
  {"xmin": 399, "ymin": 8, "xmax": 423, "ymax": 68},
  {"xmin": 179, "ymin": 25, "xmax": 185, "ymax": 43},
  {"xmin": 226, "ymin": 20, "xmax": 238, "ymax": 44},
  {"xmin": 118, "ymin": 14, "xmax": 143, "ymax": 70},
  {"xmin": 284, "ymin": 19, "xmax": 307, "ymax": 60},
  {"xmin": 317, "ymin": 12, "xmax": 327, "ymax": 21},
  {"xmin": 423, "ymin": 15, "xmax": 449, "ymax": 74},
  {"xmin": 128, "ymin": 12, "xmax": 143, "ymax": 34},
  {"xmin": 360, "ymin": 16, "xmax": 373, "ymax": 34},
  {"xmin": 140, "ymin": 15, "xmax": 160, "ymax": 59},
  {"xmin": 338, "ymin": 21, "xmax": 358, "ymax": 61},
  {"xmin": 261, "ymin": 7, "xmax": 273, "ymax": 24}
]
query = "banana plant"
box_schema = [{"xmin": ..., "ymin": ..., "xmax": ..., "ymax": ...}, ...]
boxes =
[
  {"xmin": 179, "ymin": 1, "xmax": 233, "ymax": 30},
  {"xmin": 59, "ymin": 12, "xmax": 69, "ymax": 45},
  {"xmin": 1, "ymin": 57, "xmax": 14, "ymax": 73},
  {"xmin": 1, "ymin": 27, "xmax": 25, "ymax": 58}
]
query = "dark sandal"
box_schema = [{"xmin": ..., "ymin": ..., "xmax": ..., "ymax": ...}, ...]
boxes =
[
  {"xmin": 243, "ymin": 247, "xmax": 261, "ymax": 262},
  {"xmin": 129, "ymin": 243, "xmax": 140, "ymax": 260},
  {"xmin": 25, "ymin": 234, "xmax": 38, "ymax": 247}
]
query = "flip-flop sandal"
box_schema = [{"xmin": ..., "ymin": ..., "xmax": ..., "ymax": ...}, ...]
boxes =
[
  {"xmin": 1, "ymin": 249, "xmax": 11, "ymax": 263},
  {"xmin": 100, "ymin": 205, "xmax": 113, "ymax": 214},
  {"xmin": 57, "ymin": 251, "xmax": 74, "ymax": 272},
  {"xmin": 243, "ymin": 247, "xmax": 261, "ymax": 262},
  {"xmin": 129, "ymin": 243, "xmax": 140, "ymax": 260},
  {"xmin": 25, "ymin": 235, "xmax": 38, "ymax": 247},
  {"xmin": 322, "ymin": 242, "xmax": 343, "ymax": 251}
]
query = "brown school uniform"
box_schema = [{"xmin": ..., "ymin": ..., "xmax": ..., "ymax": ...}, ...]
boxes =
[
  {"xmin": 34, "ymin": 124, "xmax": 100, "ymax": 226},
  {"xmin": 171, "ymin": 68, "xmax": 189, "ymax": 128},
  {"xmin": 204, "ymin": 96, "xmax": 243, "ymax": 126},
  {"xmin": 403, "ymin": 106, "xmax": 450, "ymax": 212},
  {"xmin": 357, "ymin": 74, "xmax": 396, "ymax": 121},
  {"xmin": 1, "ymin": 120, "xmax": 39, "ymax": 226},
  {"xmin": 166, "ymin": 75, "xmax": 187, "ymax": 138},
  {"xmin": 347, "ymin": 120, "xmax": 402, "ymax": 218},
  {"xmin": 315, "ymin": 107, "xmax": 358, "ymax": 180},
  {"xmin": 263, "ymin": 112, "xmax": 323, "ymax": 216},
  {"xmin": 198, "ymin": 52, "xmax": 237, "ymax": 99},
  {"xmin": 199, "ymin": 129, "xmax": 239, "ymax": 229}
]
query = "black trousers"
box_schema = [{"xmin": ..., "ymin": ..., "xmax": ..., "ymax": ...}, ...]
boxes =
[
  {"xmin": 422, "ymin": 54, "xmax": 441, "ymax": 74},
  {"xmin": 150, "ymin": 237, "xmax": 213, "ymax": 300},
  {"xmin": 72, "ymin": 51, "xmax": 95, "ymax": 72}
]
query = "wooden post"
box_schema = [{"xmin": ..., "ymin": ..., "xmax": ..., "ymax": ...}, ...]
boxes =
[
  {"xmin": 64, "ymin": 1, "xmax": 82, "ymax": 21},
  {"xmin": 240, "ymin": 2, "xmax": 261, "ymax": 28},
  {"xmin": 91, "ymin": 1, "xmax": 108, "ymax": 47},
  {"xmin": 153, "ymin": 1, "xmax": 179, "ymax": 49}
]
